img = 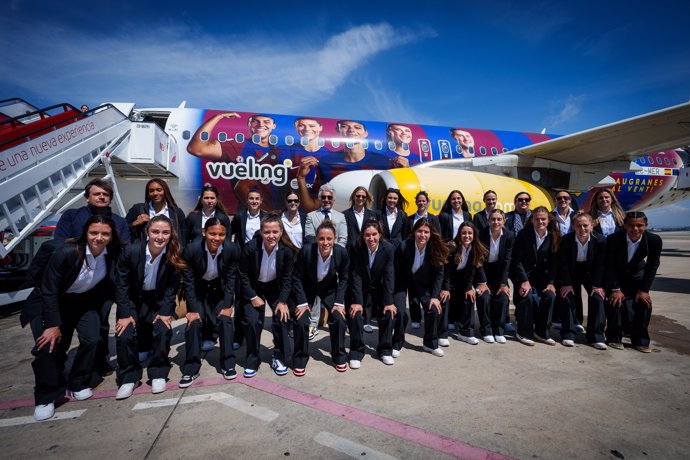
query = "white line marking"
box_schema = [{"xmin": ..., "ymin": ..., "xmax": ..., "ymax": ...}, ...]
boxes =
[
  {"xmin": 132, "ymin": 391, "xmax": 279, "ymax": 422},
  {"xmin": 314, "ymin": 431, "xmax": 400, "ymax": 460},
  {"xmin": 0, "ymin": 409, "xmax": 87, "ymax": 428}
]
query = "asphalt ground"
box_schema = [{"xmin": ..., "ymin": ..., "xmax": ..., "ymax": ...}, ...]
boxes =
[{"xmin": 0, "ymin": 232, "xmax": 688, "ymax": 460}]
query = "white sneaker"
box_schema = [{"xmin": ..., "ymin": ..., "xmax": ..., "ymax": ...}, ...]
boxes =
[
  {"xmin": 494, "ymin": 335, "xmax": 507, "ymax": 344},
  {"xmin": 201, "ymin": 340, "xmax": 216, "ymax": 351},
  {"xmin": 438, "ymin": 338, "xmax": 450, "ymax": 347},
  {"xmin": 34, "ymin": 403, "xmax": 55, "ymax": 421},
  {"xmin": 151, "ymin": 378, "xmax": 167, "ymax": 394},
  {"xmin": 116, "ymin": 383, "xmax": 136, "ymax": 400},
  {"xmin": 592, "ymin": 342, "xmax": 608, "ymax": 350},
  {"xmin": 411, "ymin": 322, "xmax": 421, "ymax": 329},
  {"xmin": 562, "ymin": 339, "xmax": 575, "ymax": 347},
  {"xmin": 138, "ymin": 351, "xmax": 151, "ymax": 362},
  {"xmin": 483, "ymin": 335, "xmax": 495, "ymax": 344},
  {"xmin": 349, "ymin": 359, "xmax": 361, "ymax": 369},
  {"xmin": 391, "ymin": 349, "xmax": 401, "ymax": 358},
  {"xmin": 69, "ymin": 388, "xmax": 93, "ymax": 401},
  {"xmin": 422, "ymin": 345, "xmax": 445, "ymax": 357},
  {"xmin": 535, "ymin": 334, "xmax": 557, "ymax": 346},
  {"xmin": 516, "ymin": 334, "xmax": 535, "ymax": 346},
  {"xmin": 382, "ymin": 355, "xmax": 395, "ymax": 365},
  {"xmin": 363, "ymin": 324, "xmax": 374, "ymax": 333},
  {"xmin": 456, "ymin": 333, "xmax": 479, "ymax": 345}
]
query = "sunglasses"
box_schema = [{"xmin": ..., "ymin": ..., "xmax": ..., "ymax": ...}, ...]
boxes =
[
  {"xmin": 355, "ymin": 195, "xmax": 367, "ymax": 199},
  {"xmin": 556, "ymin": 196, "xmax": 571, "ymax": 201},
  {"xmin": 516, "ymin": 198, "xmax": 531, "ymax": 203},
  {"xmin": 287, "ymin": 199, "xmax": 300, "ymax": 204},
  {"xmin": 321, "ymin": 196, "xmax": 334, "ymax": 201}
]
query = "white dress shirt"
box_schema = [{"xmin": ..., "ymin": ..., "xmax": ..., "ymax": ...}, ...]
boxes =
[
  {"xmin": 202, "ymin": 243, "xmax": 223, "ymax": 281},
  {"xmin": 316, "ymin": 249, "xmax": 333, "ymax": 282},
  {"xmin": 599, "ymin": 210, "xmax": 616, "ymax": 236},
  {"xmin": 488, "ymin": 230, "xmax": 502, "ymax": 263},
  {"xmin": 413, "ymin": 213, "xmax": 427, "ymax": 225},
  {"xmin": 143, "ymin": 245, "xmax": 166, "ymax": 291},
  {"xmin": 555, "ymin": 208, "xmax": 573, "ymax": 235},
  {"xmin": 456, "ymin": 246, "xmax": 471, "ymax": 270},
  {"xmin": 245, "ymin": 212, "xmax": 261, "ymax": 243},
  {"xmin": 576, "ymin": 236, "xmax": 590, "ymax": 262},
  {"xmin": 66, "ymin": 246, "xmax": 108, "ymax": 294},
  {"xmin": 281, "ymin": 213, "xmax": 303, "ymax": 249},
  {"xmin": 386, "ymin": 208, "xmax": 397, "ymax": 233},
  {"xmin": 148, "ymin": 203, "xmax": 170, "ymax": 219},
  {"xmin": 201, "ymin": 209, "xmax": 215, "ymax": 229},
  {"xmin": 353, "ymin": 207, "xmax": 365, "ymax": 230},
  {"xmin": 411, "ymin": 245, "xmax": 426, "ymax": 273},
  {"xmin": 626, "ymin": 234, "xmax": 642, "ymax": 263},
  {"xmin": 368, "ymin": 245, "xmax": 379, "ymax": 269},
  {"xmin": 258, "ymin": 244, "xmax": 277, "ymax": 282},
  {"xmin": 535, "ymin": 230, "xmax": 547, "ymax": 250},
  {"xmin": 452, "ymin": 210, "xmax": 465, "ymax": 239}
]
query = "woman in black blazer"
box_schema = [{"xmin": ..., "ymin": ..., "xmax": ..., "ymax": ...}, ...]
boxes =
[
  {"xmin": 281, "ymin": 190, "xmax": 307, "ymax": 249},
  {"xmin": 21, "ymin": 215, "xmax": 121, "ymax": 420},
  {"xmin": 588, "ymin": 188, "xmax": 625, "ymax": 237},
  {"xmin": 114, "ymin": 215, "xmax": 185, "ymax": 399},
  {"xmin": 126, "ymin": 178, "xmax": 186, "ymax": 245},
  {"xmin": 293, "ymin": 221, "xmax": 350, "ymax": 372},
  {"xmin": 438, "ymin": 189, "xmax": 473, "ymax": 242},
  {"xmin": 556, "ymin": 211, "xmax": 607, "ymax": 349},
  {"xmin": 376, "ymin": 187, "xmax": 410, "ymax": 247},
  {"xmin": 239, "ymin": 214, "xmax": 297, "ymax": 377},
  {"xmin": 511, "ymin": 206, "xmax": 561, "ymax": 346},
  {"xmin": 179, "ymin": 217, "xmax": 241, "ymax": 386},
  {"xmin": 343, "ymin": 186, "xmax": 378, "ymax": 249},
  {"xmin": 446, "ymin": 222, "xmax": 491, "ymax": 345},
  {"xmin": 399, "ymin": 218, "xmax": 449, "ymax": 356},
  {"xmin": 350, "ymin": 220, "xmax": 398, "ymax": 365},
  {"xmin": 478, "ymin": 209, "xmax": 514, "ymax": 343},
  {"xmin": 184, "ymin": 185, "xmax": 231, "ymax": 244}
]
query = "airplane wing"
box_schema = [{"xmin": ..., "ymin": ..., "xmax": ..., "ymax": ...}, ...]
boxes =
[{"xmin": 508, "ymin": 101, "xmax": 690, "ymax": 165}]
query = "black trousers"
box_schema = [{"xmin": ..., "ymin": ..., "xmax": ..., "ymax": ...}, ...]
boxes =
[
  {"xmin": 291, "ymin": 309, "xmax": 311, "ymax": 369},
  {"xmin": 410, "ymin": 295, "xmax": 442, "ymax": 349},
  {"xmin": 513, "ymin": 281, "xmax": 555, "ymax": 340},
  {"xmin": 116, "ymin": 291, "xmax": 173, "ymax": 385},
  {"xmin": 182, "ymin": 279, "xmax": 235, "ymax": 375},
  {"xmin": 484, "ymin": 262, "xmax": 510, "ymax": 335},
  {"xmin": 233, "ymin": 277, "xmax": 245, "ymax": 346},
  {"xmin": 559, "ymin": 264, "xmax": 605, "ymax": 343},
  {"xmin": 409, "ymin": 298, "xmax": 422, "ymax": 324},
  {"xmin": 392, "ymin": 291, "xmax": 408, "ymax": 351},
  {"xmin": 449, "ymin": 290, "xmax": 492, "ymax": 338},
  {"xmin": 30, "ymin": 294, "xmax": 100, "ymax": 405},
  {"xmin": 96, "ymin": 299, "xmax": 114, "ymax": 372},
  {"xmin": 346, "ymin": 305, "xmax": 365, "ymax": 361},
  {"xmin": 606, "ymin": 292, "xmax": 652, "ymax": 347},
  {"xmin": 242, "ymin": 280, "xmax": 291, "ymax": 371}
]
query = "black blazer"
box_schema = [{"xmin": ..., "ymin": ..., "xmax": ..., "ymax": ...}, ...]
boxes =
[
  {"xmin": 398, "ymin": 239, "xmax": 444, "ymax": 305},
  {"xmin": 511, "ymin": 228, "xmax": 558, "ymax": 288},
  {"xmin": 504, "ymin": 210, "xmax": 530, "ymax": 234},
  {"xmin": 126, "ymin": 202, "xmax": 187, "ymax": 247},
  {"xmin": 472, "ymin": 209, "xmax": 490, "ymax": 231},
  {"xmin": 230, "ymin": 209, "xmax": 267, "ymax": 250},
  {"xmin": 239, "ymin": 239, "xmax": 294, "ymax": 304},
  {"xmin": 21, "ymin": 243, "xmax": 116, "ymax": 328},
  {"xmin": 444, "ymin": 249, "xmax": 484, "ymax": 293},
  {"xmin": 438, "ymin": 210, "xmax": 473, "ymax": 241},
  {"xmin": 293, "ymin": 243, "xmax": 349, "ymax": 308},
  {"xmin": 350, "ymin": 240, "xmax": 395, "ymax": 306},
  {"xmin": 343, "ymin": 207, "xmax": 378, "ymax": 248},
  {"xmin": 376, "ymin": 209, "xmax": 409, "ymax": 247},
  {"xmin": 408, "ymin": 213, "xmax": 441, "ymax": 235},
  {"xmin": 115, "ymin": 241, "xmax": 181, "ymax": 319},
  {"xmin": 557, "ymin": 232, "xmax": 606, "ymax": 287},
  {"xmin": 479, "ymin": 227, "xmax": 514, "ymax": 286},
  {"xmin": 605, "ymin": 230, "xmax": 662, "ymax": 293},
  {"xmin": 184, "ymin": 210, "xmax": 231, "ymax": 244},
  {"xmin": 182, "ymin": 238, "xmax": 240, "ymax": 315}
]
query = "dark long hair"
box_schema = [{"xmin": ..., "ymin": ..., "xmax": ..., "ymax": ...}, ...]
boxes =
[
  {"xmin": 146, "ymin": 215, "xmax": 186, "ymax": 271},
  {"xmin": 67, "ymin": 214, "xmax": 122, "ymax": 265},
  {"xmin": 526, "ymin": 206, "xmax": 561, "ymax": 253},
  {"xmin": 193, "ymin": 185, "xmax": 227, "ymax": 215},
  {"xmin": 144, "ymin": 178, "xmax": 179, "ymax": 209},
  {"xmin": 410, "ymin": 218, "xmax": 448, "ymax": 267},
  {"xmin": 440, "ymin": 189, "xmax": 469, "ymax": 214},
  {"xmin": 379, "ymin": 187, "xmax": 408, "ymax": 212},
  {"xmin": 452, "ymin": 222, "xmax": 487, "ymax": 267}
]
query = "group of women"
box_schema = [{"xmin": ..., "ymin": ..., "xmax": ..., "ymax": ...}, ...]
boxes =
[{"xmin": 23, "ymin": 179, "xmax": 662, "ymax": 422}]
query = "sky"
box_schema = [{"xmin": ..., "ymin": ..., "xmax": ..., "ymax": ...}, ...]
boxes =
[{"xmin": 2, "ymin": 0, "xmax": 689, "ymax": 226}]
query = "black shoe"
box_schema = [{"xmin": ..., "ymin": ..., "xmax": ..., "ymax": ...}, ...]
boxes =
[
  {"xmin": 97, "ymin": 363, "xmax": 114, "ymax": 377},
  {"xmin": 223, "ymin": 368, "xmax": 238, "ymax": 380},
  {"xmin": 178, "ymin": 373, "xmax": 200, "ymax": 388}
]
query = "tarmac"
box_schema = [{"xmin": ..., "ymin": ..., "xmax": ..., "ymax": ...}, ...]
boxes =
[{"xmin": 0, "ymin": 232, "xmax": 689, "ymax": 460}]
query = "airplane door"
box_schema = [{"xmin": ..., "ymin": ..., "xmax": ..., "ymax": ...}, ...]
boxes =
[
  {"xmin": 438, "ymin": 140, "xmax": 452, "ymax": 160},
  {"xmin": 418, "ymin": 139, "xmax": 432, "ymax": 163}
]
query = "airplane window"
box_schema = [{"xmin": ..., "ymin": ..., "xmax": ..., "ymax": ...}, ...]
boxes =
[
  {"xmin": 469, "ymin": 146, "xmax": 475, "ymax": 155},
  {"xmin": 647, "ymin": 156, "xmax": 654, "ymax": 164},
  {"xmin": 421, "ymin": 142, "xmax": 429, "ymax": 153},
  {"xmin": 491, "ymin": 147, "xmax": 498, "ymax": 155},
  {"xmin": 479, "ymin": 146, "xmax": 487, "ymax": 156},
  {"xmin": 317, "ymin": 138, "xmax": 325, "ymax": 147},
  {"xmin": 269, "ymin": 135, "xmax": 278, "ymax": 146},
  {"xmin": 182, "ymin": 130, "xmax": 190, "ymax": 140},
  {"xmin": 285, "ymin": 135, "xmax": 294, "ymax": 146},
  {"xmin": 638, "ymin": 157, "xmax": 646, "ymax": 165},
  {"xmin": 300, "ymin": 136, "xmax": 309, "ymax": 147},
  {"xmin": 656, "ymin": 157, "xmax": 662, "ymax": 165},
  {"xmin": 389, "ymin": 141, "xmax": 397, "ymax": 151},
  {"xmin": 218, "ymin": 132, "xmax": 227, "ymax": 142},
  {"xmin": 374, "ymin": 140, "xmax": 383, "ymax": 150},
  {"xmin": 332, "ymin": 140, "xmax": 340, "ymax": 149},
  {"xmin": 200, "ymin": 131, "xmax": 210, "ymax": 141},
  {"xmin": 235, "ymin": 133, "xmax": 244, "ymax": 143},
  {"xmin": 361, "ymin": 140, "xmax": 369, "ymax": 149},
  {"xmin": 252, "ymin": 134, "xmax": 261, "ymax": 144},
  {"xmin": 502, "ymin": 148, "xmax": 508, "ymax": 153},
  {"xmin": 664, "ymin": 158, "xmax": 671, "ymax": 165},
  {"xmin": 346, "ymin": 140, "xmax": 355, "ymax": 149},
  {"xmin": 402, "ymin": 142, "xmax": 409, "ymax": 151},
  {"xmin": 455, "ymin": 145, "xmax": 463, "ymax": 155},
  {"xmin": 673, "ymin": 159, "xmax": 678, "ymax": 165}
]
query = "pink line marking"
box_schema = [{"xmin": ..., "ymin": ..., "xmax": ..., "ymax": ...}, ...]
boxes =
[{"xmin": 1, "ymin": 375, "xmax": 514, "ymax": 459}]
